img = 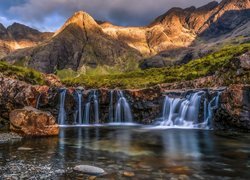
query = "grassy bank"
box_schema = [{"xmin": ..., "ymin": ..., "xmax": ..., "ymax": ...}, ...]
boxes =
[
  {"xmin": 62, "ymin": 43, "xmax": 250, "ymax": 89},
  {"xmin": 0, "ymin": 61, "xmax": 45, "ymax": 85}
]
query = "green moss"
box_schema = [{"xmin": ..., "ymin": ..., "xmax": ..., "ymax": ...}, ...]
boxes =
[
  {"xmin": 62, "ymin": 43, "xmax": 250, "ymax": 89},
  {"xmin": 0, "ymin": 61, "xmax": 45, "ymax": 85}
]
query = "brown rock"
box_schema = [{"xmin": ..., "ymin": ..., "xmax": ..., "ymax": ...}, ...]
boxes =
[{"xmin": 10, "ymin": 106, "xmax": 59, "ymax": 136}]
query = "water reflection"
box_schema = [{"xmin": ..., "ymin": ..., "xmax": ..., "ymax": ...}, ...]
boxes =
[{"xmin": 1, "ymin": 127, "xmax": 250, "ymax": 179}]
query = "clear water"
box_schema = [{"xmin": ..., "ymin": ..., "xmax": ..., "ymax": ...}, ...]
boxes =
[{"xmin": 1, "ymin": 126, "xmax": 250, "ymax": 179}]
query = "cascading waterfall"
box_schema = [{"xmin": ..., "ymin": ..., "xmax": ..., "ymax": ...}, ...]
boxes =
[
  {"xmin": 75, "ymin": 90, "xmax": 83, "ymax": 124},
  {"xmin": 203, "ymin": 91, "xmax": 221, "ymax": 128},
  {"xmin": 109, "ymin": 90, "xmax": 114, "ymax": 122},
  {"xmin": 114, "ymin": 91, "xmax": 133, "ymax": 123},
  {"xmin": 83, "ymin": 90, "xmax": 99, "ymax": 124},
  {"xmin": 58, "ymin": 89, "xmax": 67, "ymax": 125},
  {"xmin": 160, "ymin": 91, "xmax": 221, "ymax": 129}
]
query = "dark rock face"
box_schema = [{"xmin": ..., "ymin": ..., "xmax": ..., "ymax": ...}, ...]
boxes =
[
  {"xmin": 215, "ymin": 84, "xmax": 250, "ymax": 130},
  {"xmin": 10, "ymin": 106, "xmax": 59, "ymax": 136}
]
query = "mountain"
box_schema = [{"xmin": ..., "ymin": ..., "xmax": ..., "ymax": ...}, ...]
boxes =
[
  {"xmin": 4, "ymin": 12, "xmax": 141, "ymax": 73},
  {"xmin": 140, "ymin": 0, "xmax": 250, "ymax": 68},
  {"xmin": 2, "ymin": 0, "xmax": 250, "ymax": 72},
  {"xmin": 0, "ymin": 23, "xmax": 52, "ymax": 58}
]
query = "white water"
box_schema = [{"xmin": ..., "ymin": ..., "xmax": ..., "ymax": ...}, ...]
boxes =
[
  {"xmin": 83, "ymin": 90, "xmax": 99, "ymax": 124},
  {"xmin": 109, "ymin": 90, "xmax": 114, "ymax": 122},
  {"xmin": 58, "ymin": 89, "xmax": 67, "ymax": 125},
  {"xmin": 159, "ymin": 91, "xmax": 221, "ymax": 129},
  {"xmin": 114, "ymin": 91, "xmax": 133, "ymax": 123},
  {"xmin": 75, "ymin": 90, "xmax": 83, "ymax": 124}
]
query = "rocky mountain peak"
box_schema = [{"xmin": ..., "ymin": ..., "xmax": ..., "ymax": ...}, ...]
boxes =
[
  {"xmin": 6, "ymin": 22, "xmax": 41, "ymax": 40},
  {"xmin": 196, "ymin": 1, "xmax": 219, "ymax": 11},
  {"xmin": 54, "ymin": 11, "xmax": 100, "ymax": 36},
  {"xmin": 0, "ymin": 23, "xmax": 7, "ymax": 35},
  {"xmin": 219, "ymin": 0, "xmax": 250, "ymax": 9}
]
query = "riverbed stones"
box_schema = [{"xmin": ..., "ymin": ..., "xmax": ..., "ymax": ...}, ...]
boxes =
[
  {"xmin": 73, "ymin": 165, "xmax": 105, "ymax": 175},
  {"xmin": 0, "ymin": 132, "xmax": 22, "ymax": 143},
  {"xmin": 10, "ymin": 106, "xmax": 59, "ymax": 136}
]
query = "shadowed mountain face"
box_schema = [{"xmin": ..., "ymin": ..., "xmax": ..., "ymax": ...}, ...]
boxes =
[
  {"xmin": 0, "ymin": 23, "xmax": 52, "ymax": 58},
  {"xmin": 2, "ymin": 0, "xmax": 250, "ymax": 73}
]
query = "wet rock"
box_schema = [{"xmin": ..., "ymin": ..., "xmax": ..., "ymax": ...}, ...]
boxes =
[
  {"xmin": 73, "ymin": 165, "xmax": 105, "ymax": 175},
  {"xmin": 10, "ymin": 106, "xmax": 59, "ymax": 136},
  {"xmin": 215, "ymin": 84, "xmax": 250, "ymax": 130}
]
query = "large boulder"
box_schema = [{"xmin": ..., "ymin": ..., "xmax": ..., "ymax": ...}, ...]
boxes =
[{"xmin": 10, "ymin": 106, "xmax": 59, "ymax": 136}]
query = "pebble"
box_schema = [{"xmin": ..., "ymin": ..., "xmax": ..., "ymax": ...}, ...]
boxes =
[
  {"xmin": 73, "ymin": 165, "xmax": 105, "ymax": 175},
  {"xmin": 123, "ymin": 171, "xmax": 135, "ymax": 177}
]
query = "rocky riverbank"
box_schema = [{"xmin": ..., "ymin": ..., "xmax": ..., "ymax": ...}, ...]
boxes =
[{"xmin": 0, "ymin": 72, "xmax": 250, "ymax": 131}]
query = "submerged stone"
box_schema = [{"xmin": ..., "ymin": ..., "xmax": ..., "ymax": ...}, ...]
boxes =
[
  {"xmin": 73, "ymin": 165, "xmax": 105, "ymax": 175},
  {"xmin": 17, "ymin": 147, "xmax": 33, "ymax": 151}
]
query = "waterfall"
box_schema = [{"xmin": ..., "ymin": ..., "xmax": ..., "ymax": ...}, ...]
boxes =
[
  {"xmin": 83, "ymin": 90, "xmax": 99, "ymax": 124},
  {"xmin": 160, "ymin": 91, "xmax": 221, "ymax": 129},
  {"xmin": 203, "ymin": 91, "xmax": 221, "ymax": 128},
  {"xmin": 115, "ymin": 91, "xmax": 133, "ymax": 123},
  {"xmin": 109, "ymin": 90, "xmax": 114, "ymax": 122},
  {"xmin": 58, "ymin": 89, "xmax": 67, "ymax": 125},
  {"xmin": 36, "ymin": 93, "xmax": 42, "ymax": 109},
  {"xmin": 75, "ymin": 90, "xmax": 83, "ymax": 124}
]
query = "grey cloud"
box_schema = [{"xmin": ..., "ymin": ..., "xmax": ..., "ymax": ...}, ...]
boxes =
[{"xmin": 5, "ymin": 0, "xmax": 220, "ymax": 31}]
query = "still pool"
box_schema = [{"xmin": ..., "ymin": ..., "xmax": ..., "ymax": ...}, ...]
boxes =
[{"xmin": 1, "ymin": 126, "xmax": 250, "ymax": 179}]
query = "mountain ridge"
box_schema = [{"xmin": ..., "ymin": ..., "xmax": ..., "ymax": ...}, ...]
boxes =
[{"xmin": 1, "ymin": 0, "xmax": 250, "ymax": 72}]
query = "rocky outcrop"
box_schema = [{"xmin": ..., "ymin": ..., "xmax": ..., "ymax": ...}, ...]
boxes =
[
  {"xmin": 0, "ymin": 75, "xmax": 62, "ymax": 129},
  {"xmin": 10, "ymin": 106, "xmax": 59, "ymax": 136},
  {"xmin": 215, "ymin": 84, "xmax": 250, "ymax": 130}
]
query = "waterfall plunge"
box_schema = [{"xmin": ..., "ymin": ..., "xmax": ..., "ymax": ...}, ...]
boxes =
[
  {"xmin": 74, "ymin": 90, "xmax": 83, "ymax": 124},
  {"xmin": 114, "ymin": 91, "xmax": 133, "ymax": 123},
  {"xmin": 160, "ymin": 91, "xmax": 221, "ymax": 129},
  {"xmin": 58, "ymin": 89, "xmax": 67, "ymax": 125},
  {"xmin": 83, "ymin": 90, "xmax": 99, "ymax": 124},
  {"xmin": 109, "ymin": 90, "xmax": 114, "ymax": 122}
]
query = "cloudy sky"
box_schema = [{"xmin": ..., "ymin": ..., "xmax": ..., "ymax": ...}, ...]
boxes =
[{"xmin": 0, "ymin": 0, "xmax": 220, "ymax": 32}]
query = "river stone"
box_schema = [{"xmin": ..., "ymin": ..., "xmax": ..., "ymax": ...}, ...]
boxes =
[{"xmin": 73, "ymin": 165, "xmax": 105, "ymax": 175}]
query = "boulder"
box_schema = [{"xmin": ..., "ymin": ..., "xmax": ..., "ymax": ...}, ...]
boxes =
[{"xmin": 10, "ymin": 106, "xmax": 59, "ymax": 136}]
